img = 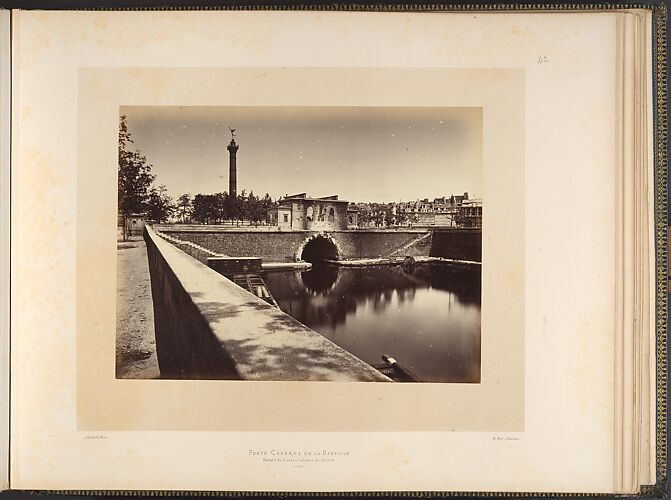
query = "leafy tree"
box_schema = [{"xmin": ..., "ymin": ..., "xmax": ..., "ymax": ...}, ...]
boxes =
[
  {"xmin": 246, "ymin": 191, "xmax": 267, "ymax": 226},
  {"xmin": 189, "ymin": 191, "xmax": 276, "ymax": 225},
  {"xmin": 357, "ymin": 206, "xmax": 371, "ymax": 227},
  {"xmin": 261, "ymin": 193, "xmax": 275, "ymax": 209},
  {"xmin": 369, "ymin": 204, "xmax": 386, "ymax": 227},
  {"xmin": 242, "ymin": 191, "xmax": 253, "ymax": 224},
  {"xmin": 453, "ymin": 210, "xmax": 467, "ymax": 228},
  {"xmin": 145, "ymin": 185, "xmax": 175, "ymax": 223},
  {"xmin": 118, "ymin": 115, "xmax": 155, "ymax": 240},
  {"xmin": 228, "ymin": 190, "xmax": 245, "ymax": 224},
  {"xmin": 395, "ymin": 210, "xmax": 409, "ymax": 227},
  {"xmin": 192, "ymin": 194, "xmax": 206, "ymax": 223},
  {"xmin": 383, "ymin": 204, "xmax": 396, "ymax": 227},
  {"xmin": 192, "ymin": 194, "xmax": 218, "ymax": 224},
  {"xmin": 176, "ymin": 193, "xmax": 192, "ymax": 223},
  {"xmin": 214, "ymin": 192, "xmax": 229, "ymax": 222},
  {"xmin": 260, "ymin": 193, "xmax": 275, "ymax": 225}
]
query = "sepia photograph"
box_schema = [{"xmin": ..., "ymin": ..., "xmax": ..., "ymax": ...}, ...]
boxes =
[{"xmin": 116, "ymin": 106, "xmax": 482, "ymax": 383}]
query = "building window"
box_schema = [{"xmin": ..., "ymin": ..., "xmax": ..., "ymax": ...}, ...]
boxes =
[
  {"xmin": 328, "ymin": 207, "xmax": 335, "ymax": 222},
  {"xmin": 283, "ymin": 214, "xmax": 288, "ymax": 223}
]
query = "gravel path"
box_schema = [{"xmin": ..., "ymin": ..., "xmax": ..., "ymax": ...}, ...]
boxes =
[{"xmin": 116, "ymin": 236, "xmax": 160, "ymax": 379}]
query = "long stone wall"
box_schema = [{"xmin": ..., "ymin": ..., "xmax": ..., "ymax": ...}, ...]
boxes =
[
  {"xmin": 144, "ymin": 226, "xmax": 388, "ymax": 381},
  {"xmin": 155, "ymin": 230, "xmax": 222, "ymax": 264},
  {"xmin": 156, "ymin": 225, "xmax": 433, "ymax": 261},
  {"xmin": 162, "ymin": 230, "xmax": 309, "ymax": 262},
  {"xmin": 328, "ymin": 231, "xmax": 430, "ymax": 259},
  {"xmin": 429, "ymin": 229, "xmax": 482, "ymax": 262}
]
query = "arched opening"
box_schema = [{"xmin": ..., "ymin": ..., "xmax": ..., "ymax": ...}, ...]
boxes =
[{"xmin": 301, "ymin": 235, "xmax": 339, "ymax": 263}]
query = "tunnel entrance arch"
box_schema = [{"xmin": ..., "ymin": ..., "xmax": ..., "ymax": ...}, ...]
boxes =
[{"xmin": 297, "ymin": 233, "xmax": 342, "ymax": 263}]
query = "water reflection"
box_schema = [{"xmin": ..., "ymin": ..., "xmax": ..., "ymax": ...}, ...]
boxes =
[
  {"xmin": 300, "ymin": 264, "xmax": 340, "ymax": 294},
  {"xmin": 263, "ymin": 263, "xmax": 481, "ymax": 383}
]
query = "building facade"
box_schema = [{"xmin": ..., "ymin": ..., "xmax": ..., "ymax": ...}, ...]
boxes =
[
  {"xmin": 393, "ymin": 193, "xmax": 482, "ymax": 228},
  {"xmin": 268, "ymin": 193, "xmax": 350, "ymax": 231},
  {"xmin": 267, "ymin": 192, "xmax": 482, "ymax": 230},
  {"xmin": 347, "ymin": 206, "xmax": 359, "ymax": 229},
  {"xmin": 124, "ymin": 214, "xmax": 146, "ymax": 236},
  {"xmin": 459, "ymin": 199, "xmax": 483, "ymax": 228}
]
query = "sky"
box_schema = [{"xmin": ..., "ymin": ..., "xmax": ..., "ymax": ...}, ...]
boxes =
[{"xmin": 121, "ymin": 106, "xmax": 482, "ymax": 204}]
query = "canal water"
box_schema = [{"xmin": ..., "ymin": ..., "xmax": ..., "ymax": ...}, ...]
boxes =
[{"xmin": 262, "ymin": 263, "xmax": 481, "ymax": 383}]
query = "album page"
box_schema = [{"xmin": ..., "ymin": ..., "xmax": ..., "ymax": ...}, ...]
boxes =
[
  {"xmin": 0, "ymin": 8, "xmax": 10, "ymax": 493},
  {"xmin": 9, "ymin": 9, "xmax": 640, "ymax": 493},
  {"xmin": 614, "ymin": 9, "xmax": 657, "ymax": 491}
]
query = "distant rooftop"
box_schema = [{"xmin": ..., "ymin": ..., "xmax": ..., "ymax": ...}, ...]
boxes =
[
  {"xmin": 281, "ymin": 193, "xmax": 348, "ymax": 203},
  {"xmin": 461, "ymin": 198, "xmax": 483, "ymax": 205}
]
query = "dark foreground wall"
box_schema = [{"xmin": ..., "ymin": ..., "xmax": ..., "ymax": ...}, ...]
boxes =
[
  {"xmin": 144, "ymin": 228, "xmax": 241, "ymax": 379},
  {"xmin": 430, "ymin": 229, "xmax": 482, "ymax": 262}
]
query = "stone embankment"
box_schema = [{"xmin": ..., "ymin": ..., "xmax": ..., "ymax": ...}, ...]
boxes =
[
  {"xmin": 155, "ymin": 224, "xmax": 481, "ymax": 263},
  {"xmin": 144, "ymin": 226, "xmax": 390, "ymax": 382}
]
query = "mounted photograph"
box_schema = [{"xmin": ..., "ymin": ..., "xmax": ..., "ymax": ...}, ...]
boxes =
[
  {"xmin": 116, "ymin": 106, "xmax": 483, "ymax": 383},
  {"xmin": 9, "ymin": 8, "xmax": 664, "ymax": 495}
]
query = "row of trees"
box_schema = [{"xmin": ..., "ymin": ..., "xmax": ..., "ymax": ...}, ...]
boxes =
[
  {"xmin": 189, "ymin": 191, "xmax": 274, "ymax": 225},
  {"xmin": 118, "ymin": 115, "xmax": 277, "ymax": 240},
  {"xmin": 151, "ymin": 190, "xmax": 276, "ymax": 226},
  {"xmin": 355, "ymin": 204, "xmax": 395, "ymax": 228}
]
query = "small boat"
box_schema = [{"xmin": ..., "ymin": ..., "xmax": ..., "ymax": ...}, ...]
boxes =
[{"xmin": 373, "ymin": 354, "xmax": 419, "ymax": 382}]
